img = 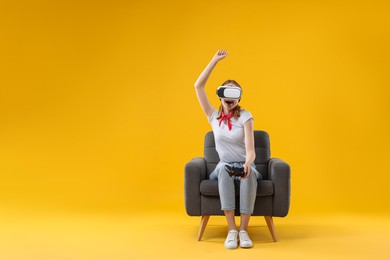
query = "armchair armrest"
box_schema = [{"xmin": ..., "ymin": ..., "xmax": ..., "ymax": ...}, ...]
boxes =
[
  {"xmin": 184, "ymin": 157, "xmax": 207, "ymax": 216},
  {"xmin": 268, "ymin": 158, "xmax": 291, "ymax": 217}
]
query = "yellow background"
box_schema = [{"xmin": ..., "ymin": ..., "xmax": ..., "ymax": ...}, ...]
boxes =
[{"xmin": 1, "ymin": 2, "xmax": 390, "ymax": 258}]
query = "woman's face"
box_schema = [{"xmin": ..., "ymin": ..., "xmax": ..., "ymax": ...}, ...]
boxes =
[{"xmin": 221, "ymin": 84, "xmax": 240, "ymax": 111}]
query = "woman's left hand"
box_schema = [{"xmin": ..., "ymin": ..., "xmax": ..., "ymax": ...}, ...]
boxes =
[{"xmin": 242, "ymin": 163, "xmax": 250, "ymax": 179}]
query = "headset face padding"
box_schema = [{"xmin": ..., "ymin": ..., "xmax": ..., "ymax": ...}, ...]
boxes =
[
  {"xmin": 216, "ymin": 86, "xmax": 242, "ymax": 100},
  {"xmin": 219, "ymin": 98, "xmax": 241, "ymax": 103}
]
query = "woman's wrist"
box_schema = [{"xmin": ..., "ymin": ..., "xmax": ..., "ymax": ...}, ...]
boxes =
[{"xmin": 244, "ymin": 159, "xmax": 254, "ymax": 166}]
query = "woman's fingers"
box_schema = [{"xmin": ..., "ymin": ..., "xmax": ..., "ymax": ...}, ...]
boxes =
[
  {"xmin": 212, "ymin": 50, "xmax": 228, "ymax": 62},
  {"xmin": 242, "ymin": 165, "xmax": 250, "ymax": 179},
  {"xmin": 217, "ymin": 49, "xmax": 227, "ymax": 56}
]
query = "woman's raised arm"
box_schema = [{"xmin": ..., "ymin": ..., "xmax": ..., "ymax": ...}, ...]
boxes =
[{"xmin": 194, "ymin": 50, "xmax": 228, "ymax": 119}]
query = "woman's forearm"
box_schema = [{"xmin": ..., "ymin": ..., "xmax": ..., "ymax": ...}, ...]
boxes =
[
  {"xmin": 245, "ymin": 151, "xmax": 256, "ymax": 166},
  {"xmin": 194, "ymin": 58, "xmax": 218, "ymax": 89}
]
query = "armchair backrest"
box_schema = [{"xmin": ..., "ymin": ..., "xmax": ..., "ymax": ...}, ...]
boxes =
[{"xmin": 204, "ymin": 130, "xmax": 271, "ymax": 179}]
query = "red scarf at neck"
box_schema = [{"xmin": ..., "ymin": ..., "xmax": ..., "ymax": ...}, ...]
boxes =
[{"xmin": 219, "ymin": 110, "xmax": 234, "ymax": 131}]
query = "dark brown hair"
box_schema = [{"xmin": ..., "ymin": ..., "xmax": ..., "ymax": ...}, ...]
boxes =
[{"xmin": 216, "ymin": 79, "xmax": 243, "ymax": 120}]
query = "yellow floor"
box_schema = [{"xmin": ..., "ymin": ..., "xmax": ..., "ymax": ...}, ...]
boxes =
[{"xmin": 1, "ymin": 208, "xmax": 389, "ymax": 260}]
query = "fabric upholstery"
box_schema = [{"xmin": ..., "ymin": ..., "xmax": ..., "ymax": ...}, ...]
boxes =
[
  {"xmin": 184, "ymin": 130, "xmax": 290, "ymax": 217},
  {"xmin": 200, "ymin": 179, "xmax": 274, "ymax": 197}
]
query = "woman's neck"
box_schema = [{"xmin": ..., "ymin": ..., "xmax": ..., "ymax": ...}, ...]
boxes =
[{"xmin": 223, "ymin": 107, "xmax": 233, "ymax": 115}]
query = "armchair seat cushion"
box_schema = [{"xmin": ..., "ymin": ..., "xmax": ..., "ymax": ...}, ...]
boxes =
[{"xmin": 200, "ymin": 180, "xmax": 274, "ymax": 197}]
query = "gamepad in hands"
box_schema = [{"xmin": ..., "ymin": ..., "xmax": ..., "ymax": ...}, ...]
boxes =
[{"xmin": 224, "ymin": 164, "xmax": 246, "ymax": 177}]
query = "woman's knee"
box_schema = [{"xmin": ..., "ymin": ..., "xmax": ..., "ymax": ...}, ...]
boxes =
[{"xmin": 240, "ymin": 174, "xmax": 258, "ymax": 193}]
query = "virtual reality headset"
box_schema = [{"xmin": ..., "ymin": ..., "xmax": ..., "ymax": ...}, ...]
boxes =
[{"xmin": 216, "ymin": 86, "xmax": 242, "ymax": 100}]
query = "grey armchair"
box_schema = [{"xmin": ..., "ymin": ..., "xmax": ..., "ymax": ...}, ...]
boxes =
[{"xmin": 184, "ymin": 130, "xmax": 291, "ymax": 241}]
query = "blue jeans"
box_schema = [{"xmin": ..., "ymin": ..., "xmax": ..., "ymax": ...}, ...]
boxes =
[{"xmin": 209, "ymin": 161, "xmax": 262, "ymax": 214}]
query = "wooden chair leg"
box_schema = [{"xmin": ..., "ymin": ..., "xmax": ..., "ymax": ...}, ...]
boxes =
[
  {"xmin": 264, "ymin": 216, "xmax": 278, "ymax": 242},
  {"xmin": 198, "ymin": 215, "xmax": 210, "ymax": 241}
]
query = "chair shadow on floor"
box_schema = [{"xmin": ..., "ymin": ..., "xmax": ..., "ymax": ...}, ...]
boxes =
[
  {"xmin": 196, "ymin": 220, "xmax": 355, "ymax": 245},
  {"xmin": 199, "ymin": 223, "xmax": 277, "ymax": 244}
]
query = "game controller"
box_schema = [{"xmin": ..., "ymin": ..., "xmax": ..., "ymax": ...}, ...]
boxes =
[{"xmin": 224, "ymin": 164, "xmax": 246, "ymax": 177}]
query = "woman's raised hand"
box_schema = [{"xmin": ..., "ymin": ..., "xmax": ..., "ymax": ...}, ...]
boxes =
[{"xmin": 212, "ymin": 49, "xmax": 228, "ymax": 62}]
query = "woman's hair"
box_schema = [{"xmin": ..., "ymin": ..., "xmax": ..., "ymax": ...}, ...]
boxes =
[{"xmin": 216, "ymin": 79, "xmax": 243, "ymax": 120}]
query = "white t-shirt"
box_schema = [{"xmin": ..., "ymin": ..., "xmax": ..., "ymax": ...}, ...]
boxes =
[{"xmin": 208, "ymin": 108, "xmax": 254, "ymax": 163}]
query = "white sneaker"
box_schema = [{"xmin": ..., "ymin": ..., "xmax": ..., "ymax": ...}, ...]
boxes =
[
  {"xmin": 224, "ymin": 230, "xmax": 239, "ymax": 249},
  {"xmin": 239, "ymin": 230, "xmax": 253, "ymax": 248}
]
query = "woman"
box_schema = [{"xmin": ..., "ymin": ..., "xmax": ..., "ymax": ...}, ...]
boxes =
[{"xmin": 194, "ymin": 50, "xmax": 262, "ymax": 249}]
